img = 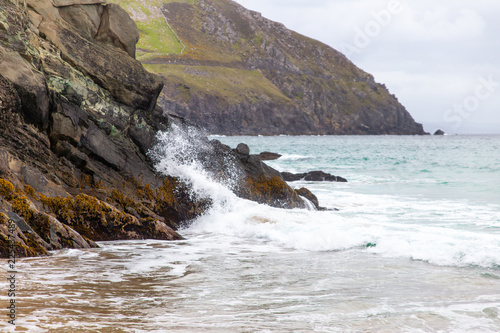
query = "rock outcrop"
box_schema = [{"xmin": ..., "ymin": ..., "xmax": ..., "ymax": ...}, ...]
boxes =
[
  {"xmin": 434, "ymin": 129, "xmax": 445, "ymax": 135},
  {"xmin": 257, "ymin": 151, "xmax": 282, "ymax": 161},
  {"xmin": 114, "ymin": 0, "xmax": 427, "ymax": 135},
  {"xmin": 0, "ymin": 0, "xmax": 310, "ymax": 258},
  {"xmin": 282, "ymin": 171, "xmax": 348, "ymax": 183},
  {"xmin": 232, "ymin": 143, "xmax": 305, "ymax": 209}
]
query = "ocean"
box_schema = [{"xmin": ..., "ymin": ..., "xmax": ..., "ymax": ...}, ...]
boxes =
[{"xmin": 2, "ymin": 134, "xmax": 500, "ymax": 332}]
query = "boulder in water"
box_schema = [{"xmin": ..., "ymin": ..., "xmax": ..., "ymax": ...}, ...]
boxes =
[
  {"xmin": 229, "ymin": 143, "xmax": 310, "ymax": 209},
  {"xmin": 282, "ymin": 171, "xmax": 347, "ymax": 182},
  {"xmin": 257, "ymin": 151, "xmax": 282, "ymax": 161},
  {"xmin": 434, "ymin": 129, "xmax": 445, "ymax": 135},
  {"xmin": 295, "ymin": 187, "xmax": 320, "ymax": 210}
]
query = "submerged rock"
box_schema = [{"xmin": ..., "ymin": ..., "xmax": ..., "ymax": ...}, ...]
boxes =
[{"xmin": 281, "ymin": 171, "xmax": 348, "ymax": 182}]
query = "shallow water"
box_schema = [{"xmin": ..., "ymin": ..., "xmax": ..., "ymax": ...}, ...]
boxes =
[
  {"xmin": 1, "ymin": 135, "xmax": 500, "ymax": 332},
  {"xmin": 4, "ymin": 238, "xmax": 500, "ymax": 332}
]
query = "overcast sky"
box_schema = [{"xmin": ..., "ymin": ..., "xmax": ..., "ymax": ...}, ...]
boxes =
[{"xmin": 233, "ymin": 0, "xmax": 500, "ymax": 134}]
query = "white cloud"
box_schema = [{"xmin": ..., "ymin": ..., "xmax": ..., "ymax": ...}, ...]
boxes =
[{"xmin": 392, "ymin": 7, "xmax": 486, "ymax": 41}]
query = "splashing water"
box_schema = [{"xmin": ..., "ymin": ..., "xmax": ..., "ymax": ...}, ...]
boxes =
[
  {"xmin": 148, "ymin": 129, "xmax": 500, "ymax": 269},
  {"xmin": 4, "ymin": 135, "xmax": 500, "ymax": 332},
  {"xmin": 147, "ymin": 123, "xmax": 242, "ymax": 211}
]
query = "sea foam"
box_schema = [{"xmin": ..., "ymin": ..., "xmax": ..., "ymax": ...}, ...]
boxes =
[{"xmin": 149, "ymin": 129, "xmax": 500, "ymax": 269}]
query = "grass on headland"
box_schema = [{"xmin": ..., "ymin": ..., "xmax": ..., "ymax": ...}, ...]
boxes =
[
  {"xmin": 144, "ymin": 64, "xmax": 291, "ymax": 105},
  {"xmin": 107, "ymin": 0, "xmax": 196, "ymax": 59},
  {"xmin": 135, "ymin": 19, "xmax": 184, "ymax": 60}
]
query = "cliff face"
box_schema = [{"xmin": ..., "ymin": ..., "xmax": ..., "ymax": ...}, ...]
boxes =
[
  {"xmin": 111, "ymin": 0, "xmax": 426, "ymax": 135},
  {"xmin": 0, "ymin": 0, "xmax": 306, "ymax": 258}
]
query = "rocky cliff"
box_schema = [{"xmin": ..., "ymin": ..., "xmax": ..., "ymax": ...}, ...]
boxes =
[
  {"xmin": 110, "ymin": 0, "xmax": 426, "ymax": 135},
  {"xmin": 0, "ymin": 0, "xmax": 308, "ymax": 258}
]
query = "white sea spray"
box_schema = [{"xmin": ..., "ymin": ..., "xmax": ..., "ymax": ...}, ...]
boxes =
[
  {"xmin": 147, "ymin": 123, "xmax": 241, "ymax": 211},
  {"xmin": 8, "ymin": 135, "xmax": 500, "ymax": 332}
]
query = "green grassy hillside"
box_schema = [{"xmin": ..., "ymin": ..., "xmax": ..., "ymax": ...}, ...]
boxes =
[
  {"xmin": 109, "ymin": 0, "xmax": 425, "ymax": 135},
  {"xmin": 108, "ymin": 0, "xmax": 194, "ymax": 60}
]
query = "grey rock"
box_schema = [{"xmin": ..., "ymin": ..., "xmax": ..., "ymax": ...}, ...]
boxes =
[
  {"xmin": 0, "ymin": 45, "xmax": 50, "ymax": 130},
  {"xmin": 20, "ymin": 165, "xmax": 71, "ymax": 197},
  {"xmin": 257, "ymin": 151, "xmax": 282, "ymax": 161},
  {"xmin": 58, "ymin": 4, "xmax": 104, "ymax": 39},
  {"xmin": 80, "ymin": 125, "xmax": 126, "ymax": 171},
  {"xmin": 7, "ymin": 212, "xmax": 34, "ymax": 234},
  {"xmin": 53, "ymin": 0, "xmax": 106, "ymax": 7},
  {"xmin": 95, "ymin": 4, "xmax": 140, "ymax": 58},
  {"xmin": 434, "ymin": 129, "xmax": 445, "ymax": 135},
  {"xmin": 39, "ymin": 19, "xmax": 163, "ymax": 111},
  {"xmin": 235, "ymin": 143, "xmax": 250, "ymax": 157},
  {"xmin": 295, "ymin": 187, "xmax": 320, "ymax": 210},
  {"xmin": 282, "ymin": 171, "xmax": 348, "ymax": 182}
]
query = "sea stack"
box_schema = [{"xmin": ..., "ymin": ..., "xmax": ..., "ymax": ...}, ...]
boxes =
[{"xmin": 434, "ymin": 129, "xmax": 445, "ymax": 135}]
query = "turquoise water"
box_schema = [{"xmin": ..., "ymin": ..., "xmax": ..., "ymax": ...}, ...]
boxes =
[
  {"xmin": 208, "ymin": 135, "xmax": 500, "ymax": 266},
  {"xmin": 216, "ymin": 135, "xmax": 500, "ymax": 205},
  {"xmin": 2, "ymin": 135, "xmax": 499, "ymax": 332}
]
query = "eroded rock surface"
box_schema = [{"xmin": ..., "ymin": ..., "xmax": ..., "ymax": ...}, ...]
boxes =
[{"xmin": 0, "ymin": 0, "xmax": 313, "ymax": 257}]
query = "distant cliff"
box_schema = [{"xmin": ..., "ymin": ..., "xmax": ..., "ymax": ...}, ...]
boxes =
[{"xmin": 110, "ymin": 0, "xmax": 426, "ymax": 135}]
